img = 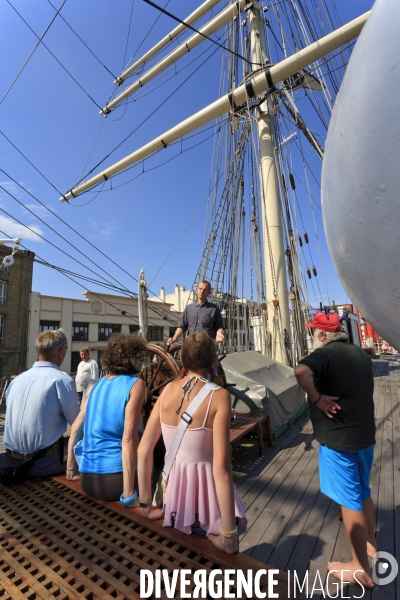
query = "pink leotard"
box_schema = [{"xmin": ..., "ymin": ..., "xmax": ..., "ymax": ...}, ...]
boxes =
[{"xmin": 160, "ymin": 385, "xmax": 247, "ymax": 535}]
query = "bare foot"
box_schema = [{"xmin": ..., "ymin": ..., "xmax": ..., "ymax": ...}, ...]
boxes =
[
  {"xmin": 367, "ymin": 541, "xmax": 377, "ymax": 558},
  {"xmin": 208, "ymin": 533, "xmax": 239, "ymax": 555},
  {"xmin": 328, "ymin": 561, "xmax": 375, "ymax": 588}
]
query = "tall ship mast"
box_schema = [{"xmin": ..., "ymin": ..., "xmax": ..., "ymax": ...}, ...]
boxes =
[{"xmin": 60, "ymin": 0, "xmax": 370, "ymax": 367}]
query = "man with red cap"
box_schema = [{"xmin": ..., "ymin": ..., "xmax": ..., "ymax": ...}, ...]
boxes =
[{"xmin": 294, "ymin": 311, "xmax": 376, "ymax": 589}]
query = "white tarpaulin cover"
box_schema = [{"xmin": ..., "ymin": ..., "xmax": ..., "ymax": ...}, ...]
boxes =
[{"xmin": 222, "ymin": 351, "xmax": 306, "ymax": 433}]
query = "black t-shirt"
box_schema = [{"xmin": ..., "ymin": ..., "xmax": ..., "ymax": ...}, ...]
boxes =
[{"xmin": 299, "ymin": 340, "xmax": 375, "ymax": 450}]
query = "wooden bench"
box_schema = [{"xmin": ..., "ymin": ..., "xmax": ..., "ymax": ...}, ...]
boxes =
[
  {"xmin": 0, "ymin": 476, "xmax": 291, "ymax": 599},
  {"xmin": 230, "ymin": 412, "xmax": 273, "ymax": 456}
]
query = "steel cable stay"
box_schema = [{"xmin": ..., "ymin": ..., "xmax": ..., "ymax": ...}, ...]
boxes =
[
  {"xmin": 297, "ymin": 127, "xmax": 331, "ymax": 305},
  {"xmin": 277, "ymin": 115, "xmax": 322, "ymax": 308},
  {"xmin": 75, "ymin": 118, "xmax": 230, "ymax": 201},
  {"xmin": 0, "ymin": 191, "xmax": 137, "ymax": 299},
  {"xmin": 280, "ymin": 162, "xmax": 309, "ymax": 359},
  {"xmin": 114, "ymin": 23, "xmax": 231, "ymax": 107},
  {"xmin": 72, "ymin": 42, "xmax": 222, "ymax": 189},
  {"xmin": 0, "ymin": 124, "xmax": 224, "ymax": 321},
  {"xmin": 274, "ymin": 113, "xmax": 323, "ymax": 303},
  {"xmin": 4, "ymin": 0, "xmax": 102, "ymax": 110},
  {"xmin": 45, "ymin": 0, "xmax": 118, "ymax": 79},
  {"xmin": 148, "ymin": 159, "xmax": 232, "ymax": 287},
  {"xmin": 0, "ymin": 180, "xmax": 181, "ymax": 325},
  {"xmin": 0, "ymin": 171, "xmax": 182, "ymax": 309},
  {"xmin": 1, "ymin": 0, "xmax": 68, "ymax": 105},
  {"xmin": 0, "ymin": 228, "xmax": 165, "ymax": 334}
]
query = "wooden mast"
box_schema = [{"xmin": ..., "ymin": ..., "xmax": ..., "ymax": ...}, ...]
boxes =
[{"xmin": 249, "ymin": 3, "xmax": 291, "ymax": 364}]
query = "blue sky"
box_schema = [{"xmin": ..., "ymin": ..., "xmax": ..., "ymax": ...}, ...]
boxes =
[{"xmin": 0, "ymin": 0, "xmax": 374, "ymax": 306}]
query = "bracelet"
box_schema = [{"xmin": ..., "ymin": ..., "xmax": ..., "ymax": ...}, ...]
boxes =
[
  {"xmin": 66, "ymin": 468, "xmax": 75, "ymax": 471},
  {"xmin": 219, "ymin": 529, "xmax": 238, "ymax": 537},
  {"xmin": 140, "ymin": 500, "xmax": 152, "ymax": 509},
  {"xmin": 314, "ymin": 394, "xmax": 321, "ymax": 404},
  {"xmin": 120, "ymin": 490, "xmax": 138, "ymax": 507},
  {"xmin": 218, "ymin": 529, "xmax": 238, "ymax": 545}
]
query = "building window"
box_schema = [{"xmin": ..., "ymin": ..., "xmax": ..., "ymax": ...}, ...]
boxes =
[
  {"xmin": 40, "ymin": 320, "xmax": 60, "ymax": 332},
  {"xmin": 0, "ymin": 281, "xmax": 7, "ymax": 305},
  {"xmin": 148, "ymin": 326, "xmax": 164, "ymax": 341},
  {"xmin": 98, "ymin": 324, "xmax": 121, "ymax": 341},
  {"xmin": 71, "ymin": 351, "xmax": 81, "ymax": 373},
  {"xmin": 129, "ymin": 324, "xmax": 140, "ymax": 334},
  {"xmin": 169, "ymin": 327, "xmax": 177, "ymax": 338},
  {"xmin": 72, "ymin": 322, "xmax": 89, "ymax": 341},
  {"xmin": 0, "ymin": 315, "xmax": 4, "ymax": 345}
]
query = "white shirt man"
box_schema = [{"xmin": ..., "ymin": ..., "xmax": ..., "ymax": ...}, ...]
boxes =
[
  {"xmin": 3, "ymin": 328, "xmax": 79, "ymax": 478},
  {"xmin": 75, "ymin": 347, "xmax": 99, "ymax": 403}
]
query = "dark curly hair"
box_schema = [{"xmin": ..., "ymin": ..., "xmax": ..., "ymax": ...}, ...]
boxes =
[
  {"xmin": 101, "ymin": 333, "xmax": 149, "ymax": 375},
  {"xmin": 181, "ymin": 331, "xmax": 217, "ymax": 371}
]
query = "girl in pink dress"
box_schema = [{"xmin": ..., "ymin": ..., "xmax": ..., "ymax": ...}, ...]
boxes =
[{"xmin": 138, "ymin": 332, "xmax": 246, "ymax": 554}]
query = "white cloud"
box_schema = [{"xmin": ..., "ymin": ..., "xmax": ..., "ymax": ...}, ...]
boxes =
[
  {"xmin": 0, "ymin": 215, "xmax": 43, "ymax": 242},
  {"xmin": 0, "ymin": 180, "xmax": 21, "ymax": 199},
  {"xmin": 23, "ymin": 203, "xmax": 55, "ymax": 220},
  {"xmin": 89, "ymin": 217, "xmax": 120, "ymax": 240}
]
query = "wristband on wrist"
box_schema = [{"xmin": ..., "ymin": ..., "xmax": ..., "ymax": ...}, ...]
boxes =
[
  {"xmin": 140, "ymin": 500, "xmax": 152, "ymax": 509},
  {"xmin": 314, "ymin": 394, "xmax": 321, "ymax": 404},
  {"xmin": 120, "ymin": 490, "xmax": 138, "ymax": 507}
]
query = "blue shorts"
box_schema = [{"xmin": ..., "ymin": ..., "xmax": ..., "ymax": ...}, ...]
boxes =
[{"xmin": 319, "ymin": 444, "xmax": 374, "ymax": 511}]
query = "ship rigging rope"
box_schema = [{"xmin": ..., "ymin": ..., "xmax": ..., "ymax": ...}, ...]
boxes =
[
  {"xmin": 1, "ymin": 0, "xmax": 67, "ymax": 105},
  {"xmin": 143, "ymin": 0, "xmax": 261, "ymax": 67},
  {"xmin": 78, "ymin": 118, "xmax": 229, "ymax": 196},
  {"xmin": 124, "ymin": 35, "xmax": 225, "ymax": 103},
  {"xmin": 4, "ymin": 0, "xmax": 102, "ymax": 110},
  {"xmin": 122, "ymin": 0, "xmax": 135, "ymax": 71},
  {"xmin": 45, "ymin": 0, "xmax": 117, "ymax": 79},
  {"xmin": 0, "ymin": 226, "xmax": 178, "ymax": 333},
  {"xmin": 121, "ymin": 2, "xmax": 228, "ymax": 85},
  {"xmin": 275, "ymin": 116, "xmax": 322, "ymax": 302},
  {"xmin": 297, "ymin": 130, "xmax": 331, "ymax": 304},
  {"xmin": 0, "ymin": 186, "xmax": 140, "ymax": 299},
  {"xmin": 148, "ymin": 155, "xmax": 231, "ymax": 288},
  {"xmin": 0, "ymin": 130, "xmax": 62, "ymax": 196},
  {"xmin": 0, "ymin": 168, "xmax": 141, "ymax": 295},
  {"xmin": 0, "ymin": 162, "xmax": 181, "ymax": 320},
  {"xmin": 73, "ymin": 41, "xmax": 221, "ymax": 188},
  {"xmin": 122, "ymin": 0, "xmax": 172, "ymax": 74},
  {"xmin": 74, "ymin": 38, "xmax": 227, "ymax": 195}
]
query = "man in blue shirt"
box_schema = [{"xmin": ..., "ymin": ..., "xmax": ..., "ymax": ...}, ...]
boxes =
[
  {"xmin": 166, "ymin": 281, "xmax": 225, "ymax": 346},
  {"xmin": 3, "ymin": 328, "xmax": 79, "ymax": 477}
]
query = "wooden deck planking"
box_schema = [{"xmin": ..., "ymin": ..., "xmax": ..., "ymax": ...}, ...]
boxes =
[
  {"xmin": 392, "ymin": 362, "xmax": 400, "ymax": 600},
  {"xmin": 243, "ymin": 440, "xmax": 318, "ymax": 560},
  {"xmin": 373, "ymin": 375, "xmax": 396, "ymax": 600},
  {"xmin": 239, "ymin": 429, "xmax": 316, "ymax": 555},
  {"xmin": 232, "ymin": 413, "xmax": 310, "ymax": 488}
]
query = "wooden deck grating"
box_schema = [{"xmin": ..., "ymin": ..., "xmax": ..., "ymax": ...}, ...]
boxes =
[
  {"xmin": 233, "ymin": 356, "xmax": 400, "ymax": 599},
  {"xmin": 0, "ymin": 476, "xmax": 289, "ymax": 599}
]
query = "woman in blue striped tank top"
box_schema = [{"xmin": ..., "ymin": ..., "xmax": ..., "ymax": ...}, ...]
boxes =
[{"xmin": 66, "ymin": 334, "xmax": 149, "ymax": 506}]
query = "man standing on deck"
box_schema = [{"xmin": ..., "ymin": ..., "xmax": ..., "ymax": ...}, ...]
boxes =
[
  {"xmin": 166, "ymin": 280, "xmax": 225, "ymax": 346},
  {"xmin": 294, "ymin": 311, "xmax": 376, "ymax": 590},
  {"xmin": 75, "ymin": 347, "xmax": 99, "ymax": 404}
]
